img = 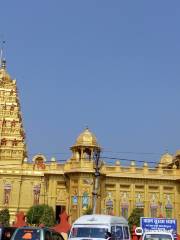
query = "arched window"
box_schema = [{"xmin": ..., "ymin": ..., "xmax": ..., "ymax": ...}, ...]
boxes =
[
  {"xmin": 106, "ymin": 199, "xmax": 113, "ymax": 215},
  {"xmin": 106, "ymin": 193, "xmax": 114, "ymax": 215},
  {"xmin": 121, "ymin": 192, "xmax": 129, "ymax": 219},
  {"xmin": 72, "ymin": 194, "xmax": 78, "ymax": 208},
  {"xmin": 1, "ymin": 138, "xmax": 6, "ymax": 146},
  {"xmin": 12, "ymin": 139, "xmax": 18, "ymax": 146},
  {"xmin": 150, "ymin": 204, "xmax": 158, "ymax": 218},
  {"xmin": 121, "ymin": 203, "xmax": 128, "ymax": 219},
  {"xmin": 165, "ymin": 203, "xmax": 172, "ymax": 218},
  {"xmin": 4, "ymin": 183, "xmax": 12, "ymax": 205},
  {"xmin": 83, "ymin": 148, "xmax": 91, "ymax": 160},
  {"xmin": 82, "ymin": 192, "xmax": 89, "ymax": 210},
  {"xmin": 11, "ymin": 120, "xmax": 16, "ymax": 127},
  {"xmin": 150, "ymin": 194, "xmax": 158, "ymax": 218},
  {"xmin": 33, "ymin": 184, "xmax": 41, "ymax": 205},
  {"xmin": 33, "ymin": 155, "xmax": 46, "ymax": 170},
  {"xmin": 135, "ymin": 193, "xmax": 144, "ymax": 209},
  {"xmin": 165, "ymin": 194, "xmax": 173, "ymax": 218}
]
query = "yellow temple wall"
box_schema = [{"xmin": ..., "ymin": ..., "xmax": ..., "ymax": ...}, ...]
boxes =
[{"xmin": 0, "ymin": 160, "xmax": 180, "ymax": 231}]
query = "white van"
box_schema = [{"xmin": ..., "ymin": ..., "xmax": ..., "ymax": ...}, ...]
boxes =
[{"xmin": 68, "ymin": 214, "xmax": 130, "ymax": 240}]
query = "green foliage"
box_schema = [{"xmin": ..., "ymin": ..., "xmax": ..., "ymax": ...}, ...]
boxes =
[
  {"xmin": 128, "ymin": 208, "xmax": 144, "ymax": 233},
  {"xmin": 26, "ymin": 204, "xmax": 55, "ymax": 227},
  {"xmin": 83, "ymin": 207, "xmax": 93, "ymax": 215},
  {"xmin": 0, "ymin": 208, "xmax": 10, "ymax": 226}
]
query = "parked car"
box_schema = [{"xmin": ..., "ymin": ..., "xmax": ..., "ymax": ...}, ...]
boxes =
[
  {"xmin": 0, "ymin": 227, "xmax": 17, "ymax": 240},
  {"xmin": 142, "ymin": 231, "xmax": 174, "ymax": 240},
  {"xmin": 11, "ymin": 227, "xmax": 64, "ymax": 240}
]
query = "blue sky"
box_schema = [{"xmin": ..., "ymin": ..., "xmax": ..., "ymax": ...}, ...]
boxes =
[{"xmin": 1, "ymin": 1, "xmax": 180, "ymax": 165}]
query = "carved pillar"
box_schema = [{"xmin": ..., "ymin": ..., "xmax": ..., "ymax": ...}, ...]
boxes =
[
  {"xmin": 115, "ymin": 182, "xmax": 120, "ymax": 216},
  {"xmin": 144, "ymin": 180, "xmax": 148, "ymax": 216}
]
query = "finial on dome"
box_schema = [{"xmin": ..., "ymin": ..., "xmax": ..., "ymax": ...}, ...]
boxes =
[
  {"xmin": 0, "ymin": 40, "xmax": 6, "ymax": 69},
  {"xmin": 165, "ymin": 146, "xmax": 169, "ymax": 154},
  {"xmin": 1, "ymin": 59, "xmax": 6, "ymax": 69}
]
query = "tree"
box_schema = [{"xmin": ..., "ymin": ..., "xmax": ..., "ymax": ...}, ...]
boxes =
[
  {"xmin": 26, "ymin": 204, "xmax": 55, "ymax": 227},
  {"xmin": 0, "ymin": 208, "xmax": 10, "ymax": 226},
  {"xmin": 128, "ymin": 208, "xmax": 144, "ymax": 234},
  {"xmin": 83, "ymin": 207, "xmax": 93, "ymax": 215}
]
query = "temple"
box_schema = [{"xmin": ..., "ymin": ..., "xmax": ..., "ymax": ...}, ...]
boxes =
[{"xmin": 0, "ymin": 60, "xmax": 180, "ymax": 231}]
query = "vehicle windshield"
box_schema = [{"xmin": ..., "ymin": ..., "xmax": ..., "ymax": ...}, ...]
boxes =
[
  {"xmin": 70, "ymin": 227, "xmax": 108, "ymax": 238},
  {"xmin": 144, "ymin": 234, "xmax": 173, "ymax": 240},
  {"xmin": 13, "ymin": 229, "xmax": 41, "ymax": 240},
  {"xmin": 2, "ymin": 228, "xmax": 17, "ymax": 240},
  {"xmin": 0, "ymin": 228, "xmax": 2, "ymax": 240}
]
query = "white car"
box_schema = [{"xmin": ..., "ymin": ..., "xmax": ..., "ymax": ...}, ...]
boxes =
[{"xmin": 142, "ymin": 231, "xmax": 174, "ymax": 240}]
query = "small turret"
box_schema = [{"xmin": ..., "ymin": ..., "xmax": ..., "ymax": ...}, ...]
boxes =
[{"xmin": 70, "ymin": 128, "xmax": 101, "ymax": 161}]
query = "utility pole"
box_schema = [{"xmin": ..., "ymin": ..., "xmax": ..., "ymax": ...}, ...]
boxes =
[{"xmin": 92, "ymin": 148, "xmax": 101, "ymax": 214}]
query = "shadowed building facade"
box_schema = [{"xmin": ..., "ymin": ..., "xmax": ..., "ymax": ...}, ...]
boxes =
[{"xmin": 0, "ymin": 61, "xmax": 180, "ymax": 231}]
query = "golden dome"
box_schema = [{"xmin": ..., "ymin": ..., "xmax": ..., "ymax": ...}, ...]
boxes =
[
  {"xmin": 74, "ymin": 128, "xmax": 98, "ymax": 147},
  {"xmin": 160, "ymin": 153, "xmax": 173, "ymax": 165}
]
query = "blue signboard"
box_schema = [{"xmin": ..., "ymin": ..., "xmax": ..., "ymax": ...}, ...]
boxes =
[{"xmin": 140, "ymin": 217, "xmax": 177, "ymax": 235}]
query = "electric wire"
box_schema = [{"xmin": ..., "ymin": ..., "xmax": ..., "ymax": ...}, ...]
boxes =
[
  {"xmin": 26, "ymin": 149, "xmax": 163, "ymax": 156},
  {"xmin": 0, "ymin": 155, "xmax": 175, "ymax": 167}
]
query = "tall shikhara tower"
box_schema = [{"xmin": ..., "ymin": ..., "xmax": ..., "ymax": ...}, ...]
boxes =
[{"xmin": 0, "ymin": 60, "xmax": 27, "ymax": 167}]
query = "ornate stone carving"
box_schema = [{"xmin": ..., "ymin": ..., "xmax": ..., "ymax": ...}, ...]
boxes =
[
  {"xmin": 57, "ymin": 189, "xmax": 67, "ymax": 202},
  {"xmin": 165, "ymin": 194, "xmax": 173, "ymax": 209},
  {"xmin": 121, "ymin": 192, "xmax": 129, "ymax": 207},
  {"xmin": 135, "ymin": 192, "xmax": 144, "ymax": 208},
  {"xmin": 4, "ymin": 183, "xmax": 12, "ymax": 205},
  {"xmin": 33, "ymin": 184, "xmax": 41, "ymax": 205}
]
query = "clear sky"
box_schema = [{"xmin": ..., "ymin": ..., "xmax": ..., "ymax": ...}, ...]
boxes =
[{"xmin": 1, "ymin": 1, "xmax": 180, "ymax": 166}]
